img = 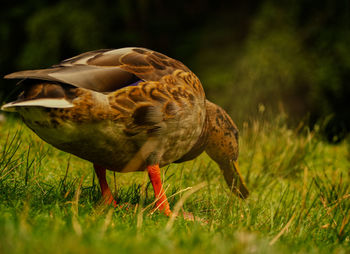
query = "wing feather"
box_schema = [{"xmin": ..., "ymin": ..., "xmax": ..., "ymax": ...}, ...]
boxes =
[{"xmin": 4, "ymin": 47, "xmax": 189, "ymax": 93}]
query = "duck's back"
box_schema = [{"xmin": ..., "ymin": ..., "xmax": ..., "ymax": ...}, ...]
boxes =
[{"xmin": 2, "ymin": 48, "xmax": 206, "ymax": 172}]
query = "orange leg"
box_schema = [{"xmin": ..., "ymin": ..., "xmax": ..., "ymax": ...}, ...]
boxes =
[
  {"xmin": 147, "ymin": 165, "xmax": 172, "ymax": 216},
  {"xmin": 94, "ymin": 164, "xmax": 117, "ymax": 207}
]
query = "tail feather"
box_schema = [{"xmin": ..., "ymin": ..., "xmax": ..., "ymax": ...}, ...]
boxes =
[
  {"xmin": 1, "ymin": 81, "xmax": 75, "ymax": 112},
  {"xmin": 1, "ymin": 98, "xmax": 74, "ymax": 112}
]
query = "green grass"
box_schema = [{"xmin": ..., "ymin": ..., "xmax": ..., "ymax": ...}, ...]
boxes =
[{"xmin": 0, "ymin": 116, "xmax": 349, "ymax": 254}]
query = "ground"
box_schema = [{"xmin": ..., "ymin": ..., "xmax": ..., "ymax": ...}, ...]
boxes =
[{"xmin": 0, "ymin": 116, "xmax": 349, "ymax": 254}]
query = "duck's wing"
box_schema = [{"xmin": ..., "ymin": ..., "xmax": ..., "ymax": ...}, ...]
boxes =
[{"xmin": 4, "ymin": 47, "xmax": 190, "ymax": 92}]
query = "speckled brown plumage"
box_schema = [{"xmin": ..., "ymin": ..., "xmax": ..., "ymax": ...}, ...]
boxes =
[{"xmin": 2, "ymin": 47, "xmax": 249, "ymax": 208}]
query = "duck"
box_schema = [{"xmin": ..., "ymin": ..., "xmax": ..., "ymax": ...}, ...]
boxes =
[{"xmin": 1, "ymin": 47, "xmax": 249, "ymax": 216}]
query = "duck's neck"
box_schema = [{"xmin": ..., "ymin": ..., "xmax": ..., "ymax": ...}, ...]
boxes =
[
  {"xmin": 174, "ymin": 100, "xmax": 239, "ymax": 165},
  {"xmin": 175, "ymin": 100, "xmax": 248, "ymax": 198},
  {"xmin": 173, "ymin": 102, "xmax": 211, "ymax": 163},
  {"xmin": 204, "ymin": 100, "xmax": 239, "ymax": 166}
]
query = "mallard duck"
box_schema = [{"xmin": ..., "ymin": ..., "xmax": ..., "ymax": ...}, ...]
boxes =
[{"xmin": 1, "ymin": 47, "xmax": 249, "ymax": 216}]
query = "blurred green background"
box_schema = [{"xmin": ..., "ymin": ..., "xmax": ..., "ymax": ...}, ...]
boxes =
[{"xmin": 0, "ymin": 0, "xmax": 349, "ymax": 142}]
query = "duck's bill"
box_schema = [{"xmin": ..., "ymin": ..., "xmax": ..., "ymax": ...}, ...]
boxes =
[
  {"xmin": 231, "ymin": 161, "xmax": 249, "ymax": 199},
  {"xmin": 1, "ymin": 98, "xmax": 74, "ymax": 112},
  {"xmin": 222, "ymin": 161, "xmax": 249, "ymax": 199}
]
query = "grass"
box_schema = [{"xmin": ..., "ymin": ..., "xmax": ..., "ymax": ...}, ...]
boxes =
[{"xmin": 0, "ymin": 115, "xmax": 349, "ymax": 254}]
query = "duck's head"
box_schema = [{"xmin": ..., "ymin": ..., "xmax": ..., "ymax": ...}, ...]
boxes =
[{"xmin": 204, "ymin": 100, "xmax": 249, "ymax": 199}]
